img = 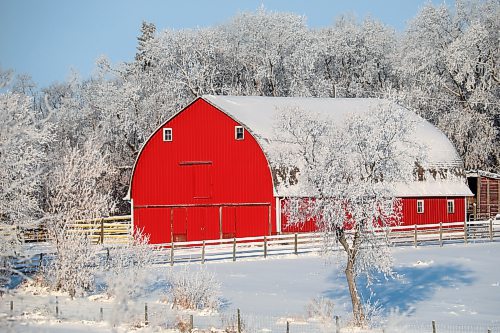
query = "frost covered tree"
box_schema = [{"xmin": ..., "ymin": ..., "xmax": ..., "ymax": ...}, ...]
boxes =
[
  {"xmin": 397, "ymin": 0, "xmax": 499, "ymax": 171},
  {"xmin": 43, "ymin": 136, "xmax": 116, "ymax": 297},
  {"xmin": 276, "ymin": 102, "xmax": 423, "ymax": 326}
]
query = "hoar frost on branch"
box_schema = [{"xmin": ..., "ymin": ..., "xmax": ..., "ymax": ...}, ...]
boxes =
[
  {"xmin": 42, "ymin": 137, "xmax": 116, "ymax": 297},
  {"xmin": 275, "ymin": 102, "xmax": 425, "ymax": 326}
]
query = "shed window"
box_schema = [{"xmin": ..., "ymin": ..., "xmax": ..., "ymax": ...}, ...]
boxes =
[
  {"xmin": 447, "ymin": 199, "xmax": 455, "ymax": 214},
  {"xmin": 417, "ymin": 200, "xmax": 424, "ymax": 214},
  {"xmin": 163, "ymin": 128, "xmax": 172, "ymax": 142},
  {"xmin": 235, "ymin": 126, "xmax": 244, "ymax": 140}
]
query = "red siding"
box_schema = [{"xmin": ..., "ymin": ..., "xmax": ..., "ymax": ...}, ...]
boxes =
[
  {"xmin": 400, "ymin": 197, "xmax": 465, "ymax": 225},
  {"xmin": 131, "ymin": 99, "xmax": 275, "ymax": 244},
  {"xmin": 280, "ymin": 196, "xmax": 467, "ymax": 232}
]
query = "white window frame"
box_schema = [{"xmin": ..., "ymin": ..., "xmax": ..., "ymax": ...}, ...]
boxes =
[
  {"xmin": 235, "ymin": 126, "xmax": 244, "ymax": 140},
  {"xmin": 163, "ymin": 128, "xmax": 172, "ymax": 142},
  {"xmin": 417, "ymin": 200, "xmax": 424, "ymax": 214},
  {"xmin": 447, "ymin": 199, "xmax": 455, "ymax": 214}
]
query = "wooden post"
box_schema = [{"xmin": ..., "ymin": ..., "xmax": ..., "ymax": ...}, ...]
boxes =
[
  {"xmin": 432, "ymin": 320, "xmax": 436, "ymax": 333},
  {"xmin": 264, "ymin": 236, "xmax": 267, "ymax": 258},
  {"xmin": 100, "ymin": 218, "xmax": 104, "ymax": 244},
  {"xmin": 335, "ymin": 315, "xmax": 340, "ymax": 333},
  {"xmin": 100, "ymin": 307, "xmax": 103, "ymax": 321},
  {"xmin": 237, "ymin": 308, "xmax": 241, "ymax": 333},
  {"xmin": 144, "ymin": 303, "xmax": 148, "ymax": 326},
  {"xmin": 464, "ymin": 220, "xmax": 468, "ymax": 244},
  {"xmin": 489, "ymin": 218, "xmax": 493, "ymax": 241},
  {"xmin": 219, "ymin": 206, "xmax": 223, "ymax": 239},
  {"xmin": 233, "ymin": 238, "xmax": 237, "ymax": 262},
  {"xmin": 10, "ymin": 300, "xmax": 13, "ymax": 313},
  {"xmin": 414, "ymin": 225, "xmax": 418, "ymax": 248},
  {"xmin": 294, "ymin": 233, "xmax": 298, "ymax": 255},
  {"xmin": 170, "ymin": 242, "xmax": 174, "ymax": 266},
  {"xmin": 268, "ymin": 204, "xmax": 272, "ymax": 236},
  {"xmin": 286, "ymin": 320, "xmax": 289, "ymax": 333},
  {"xmin": 439, "ymin": 222, "xmax": 443, "ymax": 247},
  {"xmin": 202, "ymin": 241, "xmax": 205, "ymax": 264},
  {"xmin": 55, "ymin": 296, "xmax": 59, "ymax": 318},
  {"xmin": 39, "ymin": 253, "xmax": 43, "ymax": 268},
  {"xmin": 190, "ymin": 314, "xmax": 193, "ymax": 332}
]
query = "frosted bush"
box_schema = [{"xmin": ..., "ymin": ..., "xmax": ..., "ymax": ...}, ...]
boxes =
[
  {"xmin": 168, "ymin": 266, "xmax": 221, "ymax": 311},
  {"xmin": 306, "ymin": 296, "xmax": 335, "ymax": 322}
]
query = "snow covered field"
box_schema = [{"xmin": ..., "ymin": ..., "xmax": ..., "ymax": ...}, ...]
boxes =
[{"xmin": 2, "ymin": 241, "xmax": 500, "ymax": 332}]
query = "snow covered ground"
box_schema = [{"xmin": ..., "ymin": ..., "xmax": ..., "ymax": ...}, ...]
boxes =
[{"xmin": 2, "ymin": 241, "xmax": 500, "ymax": 332}]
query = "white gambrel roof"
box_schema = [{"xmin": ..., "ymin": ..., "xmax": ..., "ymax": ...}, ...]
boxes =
[{"xmin": 202, "ymin": 95, "xmax": 473, "ymax": 197}]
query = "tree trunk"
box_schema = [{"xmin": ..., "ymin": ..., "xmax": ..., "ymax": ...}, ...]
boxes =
[{"xmin": 345, "ymin": 253, "xmax": 365, "ymax": 326}]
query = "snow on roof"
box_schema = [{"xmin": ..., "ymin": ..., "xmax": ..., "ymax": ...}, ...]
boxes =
[
  {"xmin": 202, "ymin": 95, "xmax": 471, "ymax": 197},
  {"xmin": 466, "ymin": 170, "xmax": 500, "ymax": 180},
  {"xmin": 203, "ymin": 95, "xmax": 463, "ymax": 168},
  {"xmin": 392, "ymin": 181, "xmax": 473, "ymax": 197}
]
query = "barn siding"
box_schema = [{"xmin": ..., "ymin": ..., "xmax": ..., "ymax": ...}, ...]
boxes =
[
  {"xmin": 131, "ymin": 99, "xmax": 275, "ymax": 244},
  {"xmin": 401, "ymin": 197, "xmax": 465, "ymax": 225},
  {"xmin": 279, "ymin": 196, "xmax": 467, "ymax": 233}
]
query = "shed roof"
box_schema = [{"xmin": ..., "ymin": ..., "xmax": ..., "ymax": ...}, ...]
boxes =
[{"xmin": 202, "ymin": 95, "xmax": 472, "ymax": 197}]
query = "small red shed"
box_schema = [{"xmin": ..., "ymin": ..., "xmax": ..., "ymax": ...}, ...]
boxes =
[{"xmin": 129, "ymin": 96, "xmax": 472, "ymax": 243}]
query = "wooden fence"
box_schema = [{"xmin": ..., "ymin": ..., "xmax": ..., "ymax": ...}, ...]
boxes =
[
  {"xmin": 2, "ymin": 218, "xmax": 500, "ymax": 267},
  {"xmin": 0, "ymin": 215, "xmax": 132, "ymax": 245},
  {"xmin": 154, "ymin": 219, "xmax": 500, "ymax": 265}
]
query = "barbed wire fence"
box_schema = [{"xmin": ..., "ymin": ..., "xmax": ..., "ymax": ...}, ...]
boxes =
[{"xmin": 1, "ymin": 296, "xmax": 499, "ymax": 333}]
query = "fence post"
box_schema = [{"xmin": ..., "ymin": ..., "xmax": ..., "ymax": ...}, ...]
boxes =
[
  {"xmin": 100, "ymin": 307, "xmax": 103, "ymax": 321},
  {"xmin": 432, "ymin": 320, "xmax": 436, "ymax": 333},
  {"xmin": 335, "ymin": 315, "xmax": 340, "ymax": 333},
  {"xmin": 170, "ymin": 242, "xmax": 174, "ymax": 266},
  {"xmin": 264, "ymin": 236, "xmax": 267, "ymax": 258},
  {"xmin": 202, "ymin": 241, "xmax": 205, "ymax": 264},
  {"xmin": 414, "ymin": 225, "xmax": 418, "ymax": 248},
  {"xmin": 489, "ymin": 218, "xmax": 493, "ymax": 241},
  {"xmin": 439, "ymin": 222, "xmax": 443, "ymax": 247},
  {"xmin": 144, "ymin": 303, "xmax": 148, "ymax": 326},
  {"xmin": 10, "ymin": 300, "xmax": 13, "ymax": 314},
  {"xmin": 294, "ymin": 233, "xmax": 298, "ymax": 255},
  {"xmin": 464, "ymin": 220, "xmax": 468, "ymax": 244},
  {"xmin": 100, "ymin": 218, "xmax": 104, "ymax": 244},
  {"xmin": 39, "ymin": 253, "xmax": 43, "ymax": 268},
  {"xmin": 55, "ymin": 296, "xmax": 59, "ymax": 318},
  {"xmin": 237, "ymin": 308, "xmax": 241, "ymax": 333},
  {"xmin": 190, "ymin": 314, "xmax": 194, "ymax": 332},
  {"xmin": 233, "ymin": 238, "xmax": 237, "ymax": 262},
  {"xmin": 286, "ymin": 320, "xmax": 290, "ymax": 333}
]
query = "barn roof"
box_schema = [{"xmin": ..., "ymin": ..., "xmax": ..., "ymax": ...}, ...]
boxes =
[{"xmin": 202, "ymin": 95, "xmax": 472, "ymax": 197}]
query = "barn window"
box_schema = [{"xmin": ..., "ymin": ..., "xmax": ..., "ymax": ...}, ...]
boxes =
[
  {"xmin": 163, "ymin": 128, "xmax": 173, "ymax": 142},
  {"xmin": 447, "ymin": 199, "xmax": 455, "ymax": 214},
  {"xmin": 235, "ymin": 126, "xmax": 244, "ymax": 140},
  {"xmin": 417, "ymin": 200, "xmax": 424, "ymax": 214}
]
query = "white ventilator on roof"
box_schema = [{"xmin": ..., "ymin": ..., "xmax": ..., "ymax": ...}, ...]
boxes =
[{"xmin": 203, "ymin": 95, "xmax": 472, "ymax": 197}]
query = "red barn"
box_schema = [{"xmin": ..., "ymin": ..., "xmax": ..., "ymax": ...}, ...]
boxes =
[{"xmin": 129, "ymin": 96, "xmax": 472, "ymax": 243}]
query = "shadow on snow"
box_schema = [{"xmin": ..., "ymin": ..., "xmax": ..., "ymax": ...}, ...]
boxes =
[{"xmin": 322, "ymin": 264, "xmax": 475, "ymax": 315}]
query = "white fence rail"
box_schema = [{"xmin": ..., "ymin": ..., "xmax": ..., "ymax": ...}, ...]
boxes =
[{"xmin": 7, "ymin": 219, "xmax": 500, "ymax": 269}]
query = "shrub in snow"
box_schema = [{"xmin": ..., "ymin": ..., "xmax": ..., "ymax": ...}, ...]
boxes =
[
  {"xmin": 167, "ymin": 266, "xmax": 221, "ymax": 311},
  {"xmin": 0, "ymin": 226, "xmax": 24, "ymax": 295},
  {"xmin": 306, "ymin": 296, "xmax": 335, "ymax": 322},
  {"xmin": 99, "ymin": 229, "xmax": 156, "ymax": 326},
  {"xmin": 41, "ymin": 230, "xmax": 99, "ymax": 298}
]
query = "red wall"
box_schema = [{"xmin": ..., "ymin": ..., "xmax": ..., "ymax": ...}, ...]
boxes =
[
  {"xmin": 280, "ymin": 196, "xmax": 466, "ymax": 232},
  {"xmin": 131, "ymin": 99, "xmax": 275, "ymax": 244},
  {"xmin": 401, "ymin": 197, "xmax": 465, "ymax": 225}
]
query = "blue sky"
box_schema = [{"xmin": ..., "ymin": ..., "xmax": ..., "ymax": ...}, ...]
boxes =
[{"xmin": 0, "ymin": 0, "xmax": 442, "ymax": 88}]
